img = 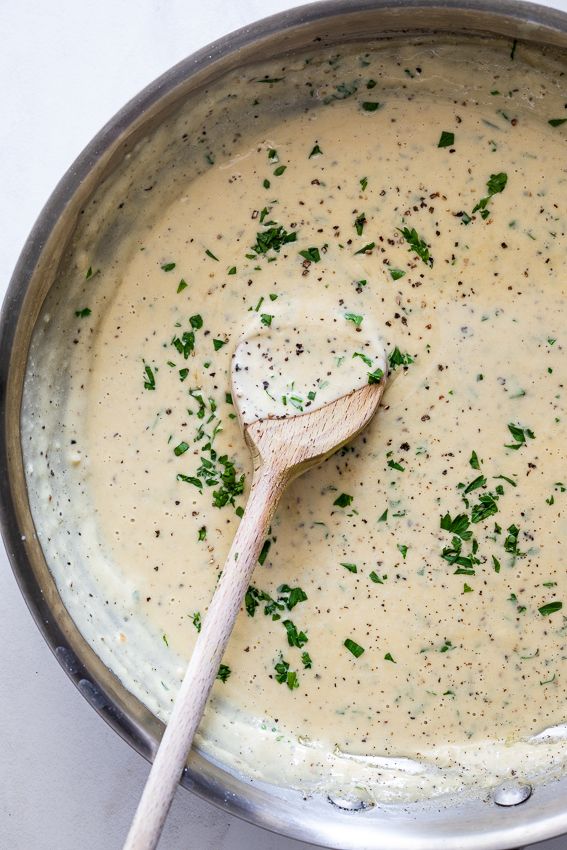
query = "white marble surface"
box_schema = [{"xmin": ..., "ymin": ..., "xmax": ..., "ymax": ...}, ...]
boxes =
[{"xmin": 2, "ymin": 1, "xmax": 567, "ymax": 848}]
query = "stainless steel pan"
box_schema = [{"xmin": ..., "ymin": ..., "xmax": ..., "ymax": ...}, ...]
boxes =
[{"xmin": 2, "ymin": 2, "xmax": 567, "ymax": 847}]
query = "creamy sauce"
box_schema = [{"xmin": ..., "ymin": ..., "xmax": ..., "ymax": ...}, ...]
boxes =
[{"xmin": 22, "ymin": 37, "xmax": 567, "ymax": 804}]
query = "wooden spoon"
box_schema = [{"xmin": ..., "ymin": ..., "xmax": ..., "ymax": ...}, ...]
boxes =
[{"xmin": 123, "ymin": 346, "xmax": 387, "ymax": 850}]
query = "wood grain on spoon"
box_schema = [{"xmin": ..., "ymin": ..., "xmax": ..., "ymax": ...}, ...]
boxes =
[{"xmin": 123, "ymin": 348, "xmax": 387, "ymax": 850}]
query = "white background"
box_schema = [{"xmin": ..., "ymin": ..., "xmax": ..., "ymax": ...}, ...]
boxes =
[{"xmin": 2, "ymin": 1, "xmax": 567, "ymax": 848}]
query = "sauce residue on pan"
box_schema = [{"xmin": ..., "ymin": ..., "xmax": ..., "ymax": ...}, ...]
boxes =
[{"xmin": 22, "ymin": 37, "xmax": 567, "ymax": 803}]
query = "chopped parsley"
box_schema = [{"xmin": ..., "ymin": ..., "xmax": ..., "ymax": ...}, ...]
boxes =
[
  {"xmin": 354, "ymin": 212, "xmax": 366, "ymax": 235},
  {"xmin": 75, "ymin": 307, "xmax": 91, "ymax": 318},
  {"xmin": 161, "ymin": 262, "xmax": 176, "ymax": 272},
  {"xmin": 334, "ymin": 492, "xmax": 353, "ymax": 508},
  {"xmin": 388, "ymin": 347, "xmax": 414, "ymax": 369},
  {"xmin": 344, "ymin": 638, "xmax": 365, "ymax": 658},
  {"xmin": 217, "ymin": 664, "xmax": 231, "ymax": 683},
  {"xmin": 438, "ymin": 130, "xmax": 455, "ymax": 147},
  {"xmin": 143, "ymin": 364, "xmax": 156, "ymax": 391},
  {"xmin": 299, "ymin": 247, "xmax": 321, "ymax": 263},
  {"xmin": 463, "ymin": 172, "xmax": 508, "ymax": 223},
  {"xmin": 274, "ymin": 657, "xmax": 299, "ymax": 689},
  {"xmin": 397, "ymin": 226, "xmax": 432, "ymax": 266},
  {"xmin": 539, "ymin": 601, "xmax": 563, "ymax": 616},
  {"xmin": 258, "ymin": 539, "xmax": 271, "ymax": 566},
  {"xmin": 389, "ymin": 267, "xmax": 406, "ymax": 280},
  {"xmin": 505, "ymin": 422, "xmax": 535, "ymax": 450},
  {"xmin": 283, "ymin": 619, "xmax": 308, "ymax": 648},
  {"xmin": 249, "ymin": 225, "xmax": 297, "ymax": 257}
]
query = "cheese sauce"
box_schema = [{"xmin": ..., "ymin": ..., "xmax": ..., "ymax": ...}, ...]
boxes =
[{"xmin": 22, "ymin": 37, "xmax": 567, "ymax": 803}]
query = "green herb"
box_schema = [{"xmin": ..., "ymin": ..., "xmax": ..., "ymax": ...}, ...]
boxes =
[
  {"xmin": 549, "ymin": 118, "xmax": 567, "ymax": 127},
  {"xmin": 463, "ymin": 583, "xmax": 473, "ymax": 593},
  {"xmin": 260, "ymin": 313, "xmax": 273, "ymax": 327},
  {"xmin": 354, "ymin": 212, "xmax": 366, "ymax": 236},
  {"xmin": 341, "ymin": 562, "xmax": 358, "ymax": 573},
  {"xmin": 217, "ymin": 664, "xmax": 231, "ymax": 683},
  {"xmin": 191, "ymin": 611, "xmax": 202, "ymax": 632},
  {"xmin": 171, "ymin": 330, "xmax": 195, "ymax": 359},
  {"xmin": 273, "ymin": 165, "xmax": 287, "ymax": 176},
  {"xmin": 74, "ymin": 307, "xmax": 91, "ymax": 318},
  {"xmin": 174, "ymin": 441, "xmax": 189, "ymax": 457},
  {"xmin": 249, "ymin": 225, "xmax": 297, "ymax": 257},
  {"xmin": 360, "ymin": 176, "xmax": 368, "ymax": 191},
  {"xmin": 361, "ymin": 101, "xmax": 381, "ymax": 112},
  {"xmin": 324, "ymin": 81, "xmax": 359, "ymax": 103},
  {"xmin": 469, "ymin": 450, "xmax": 480, "ymax": 469},
  {"xmin": 263, "ymin": 178, "xmax": 271, "ymax": 189},
  {"xmin": 161, "ymin": 262, "xmax": 176, "ymax": 272},
  {"xmin": 334, "ymin": 493, "xmax": 353, "ymax": 508},
  {"xmin": 344, "ymin": 312, "xmax": 363, "ymax": 326},
  {"xmin": 440, "ymin": 513, "xmax": 472, "ymax": 540},
  {"xmin": 387, "ymin": 459, "xmax": 405, "ymax": 472},
  {"xmin": 397, "ymin": 226, "xmax": 432, "ymax": 265},
  {"xmin": 198, "ymin": 527, "xmax": 206, "ymax": 541},
  {"xmin": 299, "ymin": 247, "xmax": 321, "ymax": 263},
  {"xmin": 309, "ymin": 143, "xmax": 323, "ymax": 157},
  {"xmin": 369, "ymin": 571, "xmax": 386, "ymax": 583},
  {"xmin": 367, "ymin": 368, "xmax": 384, "ymax": 384},
  {"xmin": 283, "ymin": 620, "xmax": 308, "ymax": 648},
  {"xmin": 539, "ymin": 601, "xmax": 563, "ymax": 616},
  {"xmin": 384, "ymin": 652, "xmax": 396, "ymax": 663},
  {"xmin": 255, "ymin": 76, "xmax": 284, "ymax": 83},
  {"xmin": 205, "ymin": 249, "xmax": 219, "ymax": 261},
  {"xmin": 438, "ymin": 130, "xmax": 455, "ymax": 148},
  {"xmin": 492, "ymin": 555, "xmax": 501, "ymax": 573},
  {"xmin": 344, "ymin": 638, "xmax": 365, "ymax": 658},
  {"xmin": 471, "ymin": 492, "xmax": 499, "ymax": 523},
  {"xmin": 378, "ymin": 509, "xmax": 388, "ymax": 522},
  {"xmin": 278, "ymin": 584, "xmax": 308, "ymax": 610},
  {"xmin": 465, "ymin": 172, "xmax": 508, "ymax": 222},
  {"xmin": 274, "ymin": 657, "xmax": 299, "ymax": 690},
  {"xmin": 353, "ymin": 241, "xmax": 375, "ymax": 255},
  {"xmin": 177, "ymin": 279, "xmax": 188, "ymax": 293},
  {"xmin": 258, "ymin": 539, "xmax": 271, "ymax": 566},
  {"xmin": 389, "ymin": 268, "xmax": 406, "ymax": 280},
  {"xmin": 301, "ymin": 652, "xmax": 312, "ymax": 669},
  {"xmin": 388, "ymin": 347, "xmax": 414, "ymax": 369},
  {"xmin": 397, "ymin": 544, "xmax": 408, "ymax": 559},
  {"xmin": 504, "ymin": 524, "xmax": 523, "ymax": 557},
  {"xmin": 505, "ymin": 422, "xmax": 535, "ymax": 450},
  {"xmin": 143, "ymin": 364, "xmax": 156, "ymax": 391},
  {"xmin": 213, "ymin": 339, "xmax": 226, "ymax": 351},
  {"xmin": 353, "ymin": 352, "xmax": 373, "ymax": 367},
  {"xmin": 212, "ymin": 456, "xmax": 245, "ymax": 509},
  {"xmin": 177, "ymin": 473, "xmax": 202, "ymax": 489},
  {"xmin": 189, "ymin": 314, "xmax": 203, "ymax": 329},
  {"xmin": 510, "ymin": 38, "xmax": 517, "ymax": 60}
]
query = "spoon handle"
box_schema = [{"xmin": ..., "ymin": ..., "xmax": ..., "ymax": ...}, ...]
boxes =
[{"xmin": 123, "ymin": 463, "xmax": 287, "ymax": 850}]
